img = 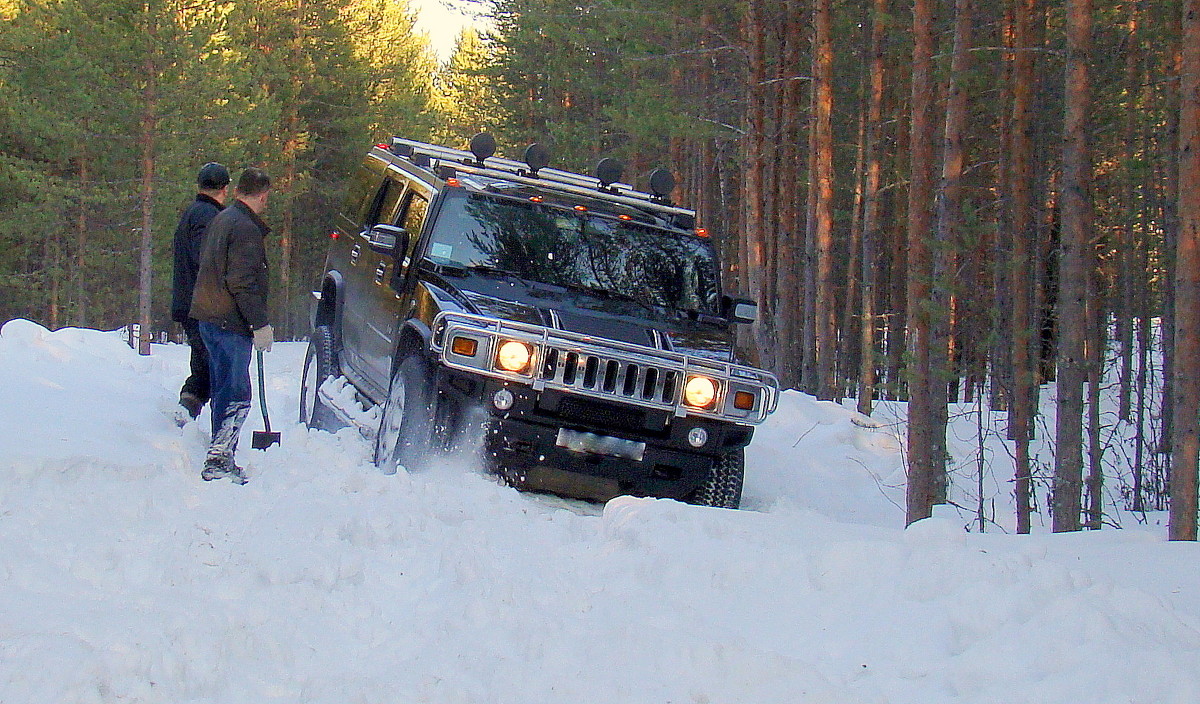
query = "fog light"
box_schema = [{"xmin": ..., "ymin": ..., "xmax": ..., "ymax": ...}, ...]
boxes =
[
  {"xmin": 451, "ymin": 335, "xmax": 478, "ymax": 357},
  {"xmin": 493, "ymin": 388, "xmax": 514, "ymax": 411},
  {"xmin": 733, "ymin": 390, "xmax": 756, "ymax": 411},
  {"xmin": 687, "ymin": 427, "xmax": 708, "ymax": 448}
]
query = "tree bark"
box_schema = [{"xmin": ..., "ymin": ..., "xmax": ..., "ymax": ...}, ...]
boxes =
[
  {"xmin": 905, "ymin": 0, "xmax": 940, "ymax": 525},
  {"xmin": 1009, "ymin": 0, "xmax": 1039, "ymax": 533},
  {"xmin": 857, "ymin": 0, "xmax": 888, "ymax": 415},
  {"xmin": 137, "ymin": 47, "xmax": 158, "ymax": 357},
  {"xmin": 1171, "ymin": 0, "xmax": 1200, "ymax": 541},
  {"xmin": 932, "ymin": 0, "xmax": 973, "ymax": 503},
  {"xmin": 1053, "ymin": 0, "xmax": 1093, "ymax": 533},
  {"xmin": 813, "ymin": 0, "xmax": 837, "ymax": 400},
  {"xmin": 743, "ymin": 0, "xmax": 774, "ymax": 371}
]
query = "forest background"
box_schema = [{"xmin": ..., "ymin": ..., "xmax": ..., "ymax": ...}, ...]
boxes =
[{"xmin": 1, "ymin": 0, "xmax": 1199, "ymax": 537}]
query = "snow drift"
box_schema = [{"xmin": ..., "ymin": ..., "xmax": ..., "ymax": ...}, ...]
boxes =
[{"xmin": 1, "ymin": 319, "xmax": 1198, "ymax": 703}]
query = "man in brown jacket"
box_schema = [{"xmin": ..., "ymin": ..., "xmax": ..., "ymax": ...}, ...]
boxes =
[{"xmin": 189, "ymin": 167, "xmax": 273, "ymax": 484}]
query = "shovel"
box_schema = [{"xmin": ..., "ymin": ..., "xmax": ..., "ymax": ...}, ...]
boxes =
[{"xmin": 252, "ymin": 350, "xmax": 281, "ymax": 450}]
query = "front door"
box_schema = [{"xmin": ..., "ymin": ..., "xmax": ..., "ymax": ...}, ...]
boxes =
[{"xmin": 361, "ymin": 185, "xmax": 431, "ymax": 391}]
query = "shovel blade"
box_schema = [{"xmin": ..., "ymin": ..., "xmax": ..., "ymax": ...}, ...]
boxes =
[{"xmin": 252, "ymin": 431, "xmax": 281, "ymax": 450}]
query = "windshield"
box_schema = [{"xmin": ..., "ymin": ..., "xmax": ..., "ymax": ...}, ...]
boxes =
[{"xmin": 425, "ymin": 194, "xmax": 722, "ymax": 314}]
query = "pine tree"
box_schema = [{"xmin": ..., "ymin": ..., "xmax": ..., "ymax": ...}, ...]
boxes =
[{"xmin": 434, "ymin": 28, "xmax": 508, "ymax": 147}]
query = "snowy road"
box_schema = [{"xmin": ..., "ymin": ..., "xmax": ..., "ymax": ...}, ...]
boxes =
[{"xmin": 1, "ymin": 320, "xmax": 1198, "ymax": 703}]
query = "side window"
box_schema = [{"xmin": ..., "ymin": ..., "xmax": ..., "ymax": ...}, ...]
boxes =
[
  {"xmin": 363, "ymin": 178, "xmax": 404, "ymax": 230},
  {"xmin": 341, "ymin": 161, "xmax": 383, "ymax": 225},
  {"xmin": 394, "ymin": 192, "xmax": 429, "ymax": 269},
  {"xmin": 399, "ymin": 192, "xmax": 429, "ymax": 235}
]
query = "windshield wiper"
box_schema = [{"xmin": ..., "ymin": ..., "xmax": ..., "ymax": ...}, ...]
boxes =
[
  {"xmin": 466, "ymin": 264, "xmax": 520, "ymax": 277},
  {"xmin": 424, "ymin": 260, "xmax": 517, "ymax": 278}
]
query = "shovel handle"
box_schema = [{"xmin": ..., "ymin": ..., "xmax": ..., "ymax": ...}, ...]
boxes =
[{"xmin": 257, "ymin": 350, "xmax": 272, "ymax": 433}]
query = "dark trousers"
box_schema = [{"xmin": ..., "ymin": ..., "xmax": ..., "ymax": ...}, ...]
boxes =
[
  {"xmin": 180, "ymin": 318, "xmax": 211, "ymax": 403},
  {"xmin": 199, "ymin": 322, "xmax": 253, "ymax": 460}
]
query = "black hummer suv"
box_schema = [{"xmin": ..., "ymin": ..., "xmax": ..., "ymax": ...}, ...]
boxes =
[{"xmin": 301, "ymin": 134, "xmax": 778, "ymax": 508}]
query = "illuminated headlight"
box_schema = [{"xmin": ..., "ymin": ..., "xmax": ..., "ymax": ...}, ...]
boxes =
[
  {"xmin": 683, "ymin": 375, "xmax": 718, "ymax": 409},
  {"xmin": 496, "ymin": 340, "xmax": 533, "ymax": 373}
]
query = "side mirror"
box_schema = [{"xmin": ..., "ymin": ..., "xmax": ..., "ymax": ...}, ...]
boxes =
[
  {"xmin": 367, "ymin": 223, "xmax": 409, "ymax": 256},
  {"xmin": 723, "ymin": 296, "xmax": 758, "ymax": 324}
]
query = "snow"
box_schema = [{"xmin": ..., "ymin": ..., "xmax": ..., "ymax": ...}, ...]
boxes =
[{"xmin": 1, "ymin": 318, "xmax": 1199, "ymax": 703}]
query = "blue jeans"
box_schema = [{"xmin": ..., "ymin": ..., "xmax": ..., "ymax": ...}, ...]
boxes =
[{"xmin": 199, "ymin": 322, "xmax": 253, "ymax": 461}]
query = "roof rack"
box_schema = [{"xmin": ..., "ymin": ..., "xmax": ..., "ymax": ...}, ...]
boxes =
[{"xmin": 378, "ymin": 134, "xmax": 696, "ymax": 228}]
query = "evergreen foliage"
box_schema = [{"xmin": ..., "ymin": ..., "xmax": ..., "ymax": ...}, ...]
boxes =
[
  {"xmin": 0, "ymin": 0, "xmax": 434, "ymax": 337},
  {"xmin": 0, "ymin": 0, "xmax": 1196, "ymax": 532}
]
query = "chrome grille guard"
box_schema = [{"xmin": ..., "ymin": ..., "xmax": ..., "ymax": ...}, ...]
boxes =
[{"xmin": 430, "ymin": 311, "xmax": 779, "ymax": 424}]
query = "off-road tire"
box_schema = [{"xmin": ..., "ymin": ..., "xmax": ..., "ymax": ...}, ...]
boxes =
[
  {"xmin": 373, "ymin": 354, "xmax": 435, "ymax": 474},
  {"xmin": 300, "ymin": 325, "xmax": 344, "ymax": 431},
  {"xmin": 690, "ymin": 447, "xmax": 745, "ymax": 509}
]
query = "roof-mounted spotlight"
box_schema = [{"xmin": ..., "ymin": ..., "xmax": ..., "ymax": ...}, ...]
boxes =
[
  {"xmin": 524, "ymin": 143, "xmax": 552, "ymax": 177},
  {"xmin": 469, "ymin": 132, "xmax": 496, "ymax": 165},
  {"xmin": 596, "ymin": 158, "xmax": 624, "ymax": 190},
  {"xmin": 648, "ymin": 168, "xmax": 676, "ymax": 202},
  {"xmin": 390, "ymin": 138, "xmax": 413, "ymax": 157},
  {"xmin": 672, "ymin": 212, "xmax": 695, "ymax": 230}
]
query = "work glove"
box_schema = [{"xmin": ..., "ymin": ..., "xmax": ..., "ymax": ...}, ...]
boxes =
[{"xmin": 253, "ymin": 324, "xmax": 274, "ymax": 352}]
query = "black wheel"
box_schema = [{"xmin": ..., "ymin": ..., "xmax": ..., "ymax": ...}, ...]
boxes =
[
  {"xmin": 689, "ymin": 448, "xmax": 745, "ymax": 509},
  {"xmin": 300, "ymin": 325, "xmax": 345, "ymax": 431},
  {"xmin": 373, "ymin": 354, "xmax": 435, "ymax": 474}
]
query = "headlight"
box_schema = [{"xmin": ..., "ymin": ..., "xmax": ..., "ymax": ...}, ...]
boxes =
[
  {"xmin": 496, "ymin": 340, "xmax": 533, "ymax": 373},
  {"xmin": 683, "ymin": 375, "xmax": 718, "ymax": 409}
]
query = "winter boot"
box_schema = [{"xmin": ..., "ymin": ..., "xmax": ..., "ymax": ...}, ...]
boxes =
[{"xmin": 201, "ymin": 455, "xmax": 246, "ymax": 484}]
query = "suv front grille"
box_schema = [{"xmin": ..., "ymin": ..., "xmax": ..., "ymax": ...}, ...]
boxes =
[
  {"xmin": 541, "ymin": 348, "xmax": 679, "ymax": 406},
  {"xmin": 432, "ymin": 311, "xmax": 779, "ymax": 424}
]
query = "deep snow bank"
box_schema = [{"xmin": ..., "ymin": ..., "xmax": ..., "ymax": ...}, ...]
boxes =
[{"xmin": 1, "ymin": 319, "xmax": 1198, "ymax": 704}]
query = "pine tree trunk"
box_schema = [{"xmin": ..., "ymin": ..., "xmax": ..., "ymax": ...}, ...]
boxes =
[
  {"xmin": 1053, "ymin": 0, "xmax": 1093, "ymax": 533},
  {"xmin": 932, "ymin": 0, "xmax": 973, "ymax": 503},
  {"xmin": 1010, "ymin": 0, "xmax": 1039, "ymax": 533},
  {"xmin": 856, "ymin": 0, "xmax": 886, "ymax": 415},
  {"xmin": 905, "ymin": 0, "xmax": 939, "ymax": 524},
  {"xmin": 843, "ymin": 89, "xmax": 866, "ymax": 400},
  {"xmin": 1170, "ymin": 0, "xmax": 1200, "ymax": 541},
  {"xmin": 73, "ymin": 155, "xmax": 89, "ymax": 327},
  {"xmin": 780, "ymin": 0, "xmax": 805, "ymax": 388},
  {"xmin": 1161, "ymin": 44, "xmax": 1181, "ymax": 458},
  {"xmin": 743, "ymin": 0, "xmax": 773, "ymax": 370},
  {"xmin": 137, "ymin": 50, "xmax": 157, "ymax": 357},
  {"xmin": 1085, "ymin": 265, "xmax": 1105, "ymax": 529},
  {"xmin": 1117, "ymin": 4, "xmax": 1141, "ymax": 423},
  {"xmin": 813, "ymin": 0, "xmax": 836, "ymax": 400}
]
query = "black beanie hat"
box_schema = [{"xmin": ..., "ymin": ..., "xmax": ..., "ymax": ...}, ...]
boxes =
[{"xmin": 197, "ymin": 162, "xmax": 230, "ymax": 190}]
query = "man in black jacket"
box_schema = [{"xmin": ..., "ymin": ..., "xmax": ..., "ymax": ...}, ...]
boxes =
[
  {"xmin": 190, "ymin": 167, "xmax": 273, "ymax": 484},
  {"xmin": 171, "ymin": 162, "xmax": 229, "ymax": 421}
]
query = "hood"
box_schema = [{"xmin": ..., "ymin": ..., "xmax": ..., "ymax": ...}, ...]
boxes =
[{"xmin": 451, "ymin": 275, "xmax": 735, "ymax": 362}]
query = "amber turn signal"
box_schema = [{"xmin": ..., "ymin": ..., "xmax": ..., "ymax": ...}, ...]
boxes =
[
  {"xmin": 451, "ymin": 336, "xmax": 478, "ymax": 357},
  {"xmin": 733, "ymin": 390, "xmax": 756, "ymax": 411}
]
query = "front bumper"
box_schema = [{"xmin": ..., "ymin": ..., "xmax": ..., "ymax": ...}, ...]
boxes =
[{"xmin": 441, "ymin": 369, "xmax": 753, "ymax": 502}]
